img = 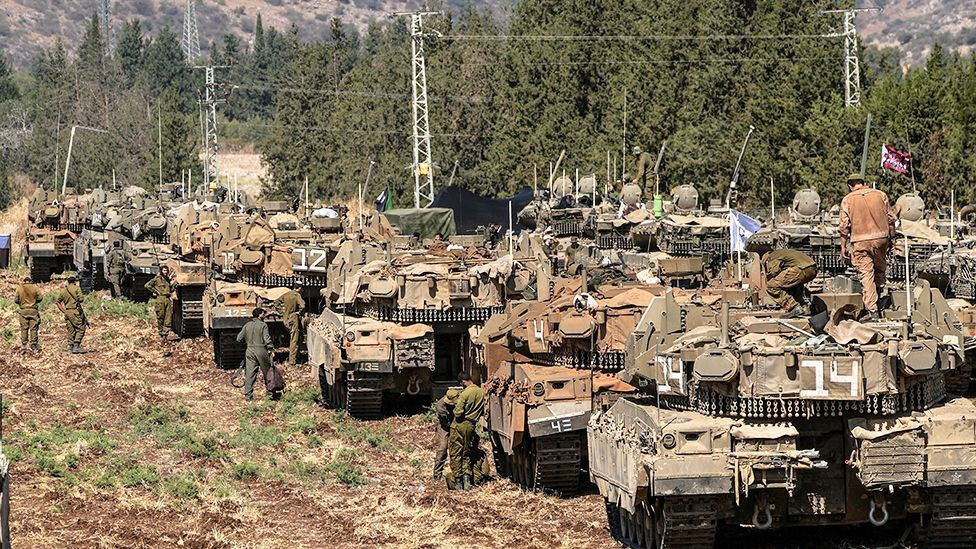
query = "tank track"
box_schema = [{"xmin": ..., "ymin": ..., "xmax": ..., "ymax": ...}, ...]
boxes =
[
  {"xmin": 661, "ymin": 375, "xmax": 946, "ymax": 418},
  {"xmin": 504, "ymin": 433, "xmax": 582, "ymax": 496},
  {"xmin": 212, "ymin": 329, "xmax": 246, "ymax": 370},
  {"xmin": 534, "ymin": 349, "xmax": 626, "ymax": 371},
  {"xmin": 610, "ymin": 496, "xmax": 718, "ymax": 549},
  {"xmin": 922, "ymin": 486, "xmax": 976, "ymax": 549},
  {"xmin": 345, "ymin": 383, "xmax": 383, "ymax": 420},
  {"xmin": 357, "ymin": 304, "xmax": 502, "ymax": 324},
  {"xmin": 28, "ymin": 257, "xmax": 54, "ymax": 282}
]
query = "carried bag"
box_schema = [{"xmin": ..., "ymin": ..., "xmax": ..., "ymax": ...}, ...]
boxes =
[{"xmin": 265, "ymin": 364, "xmax": 285, "ymax": 393}]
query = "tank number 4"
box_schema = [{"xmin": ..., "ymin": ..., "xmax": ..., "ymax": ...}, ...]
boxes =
[{"xmin": 293, "ymin": 248, "xmax": 328, "ymax": 272}]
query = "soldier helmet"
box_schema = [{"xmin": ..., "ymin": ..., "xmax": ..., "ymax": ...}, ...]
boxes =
[
  {"xmin": 847, "ymin": 173, "xmax": 864, "ymax": 185},
  {"xmin": 621, "ymin": 183, "xmax": 642, "ymax": 206},
  {"xmin": 672, "ymin": 185, "xmax": 699, "ymax": 212},
  {"xmin": 632, "ymin": 146, "xmax": 642, "ymax": 156},
  {"xmin": 896, "ymin": 193, "xmax": 925, "ymax": 222},
  {"xmin": 792, "ymin": 188, "xmax": 821, "ymax": 218},
  {"xmin": 444, "ymin": 388, "xmax": 462, "ymax": 403}
]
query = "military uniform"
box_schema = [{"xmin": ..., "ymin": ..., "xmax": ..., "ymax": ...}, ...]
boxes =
[
  {"xmin": 56, "ymin": 281, "xmax": 87, "ymax": 352},
  {"xmin": 634, "ymin": 151, "xmax": 656, "ymax": 192},
  {"xmin": 144, "ymin": 273, "xmax": 174, "ymax": 338},
  {"xmin": 840, "ymin": 179, "xmax": 896, "ymax": 314},
  {"xmin": 433, "ymin": 388, "xmax": 460, "ymax": 480},
  {"xmin": 763, "ymin": 249, "xmax": 818, "ymax": 312},
  {"xmin": 236, "ymin": 317, "xmax": 273, "ymax": 401},
  {"xmin": 15, "ymin": 282, "xmax": 42, "ymax": 349},
  {"xmin": 106, "ymin": 246, "xmax": 126, "ymax": 297},
  {"xmin": 279, "ymin": 290, "xmax": 306, "ymax": 365},
  {"xmin": 449, "ymin": 382, "xmax": 485, "ymax": 489}
]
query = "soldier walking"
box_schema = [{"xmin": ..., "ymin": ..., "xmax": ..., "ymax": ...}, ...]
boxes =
[
  {"xmin": 448, "ymin": 372, "xmax": 484, "ymax": 491},
  {"xmin": 15, "ymin": 276, "xmax": 42, "ymax": 351},
  {"xmin": 236, "ymin": 307, "xmax": 273, "ymax": 402},
  {"xmin": 762, "ymin": 249, "xmax": 818, "ymax": 317},
  {"xmin": 433, "ymin": 388, "xmax": 461, "ymax": 480},
  {"xmin": 279, "ymin": 285, "xmax": 306, "ymax": 366},
  {"xmin": 55, "ymin": 274, "xmax": 88, "ymax": 354},
  {"xmin": 839, "ymin": 174, "xmax": 896, "ymax": 320},
  {"xmin": 144, "ymin": 265, "xmax": 175, "ymax": 340}
]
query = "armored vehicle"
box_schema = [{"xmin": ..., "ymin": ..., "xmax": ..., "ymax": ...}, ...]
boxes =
[
  {"xmin": 478, "ymin": 281, "xmax": 650, "ymax": 494},
  {"xmin": 310, "ymin": 236, "xmax": 511, "ymax": 418},
  {"xmin": 119, "ymin": 240, "xmax": 173, "ymax": 301},
  {"xmin": 518, "ymin": 176, "xmax": 595, "ymax": 237},
  {"xmin": 26, "ymin": 190, "xmax": 89, "ymax": 281},
  {"xmin": 203, "ymin": 281, "xmax": 290, "ymax": 369},
  {"xmin": 655, "ymin": 186, "xmax": 731, "ymax": 270},
  {"xmin": 587, "ymin": 280, "xmax": 976, "ymax": 549}
]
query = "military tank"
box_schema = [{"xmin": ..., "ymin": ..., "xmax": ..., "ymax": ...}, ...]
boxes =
[
  {"xmin": 203, "ymin": 280, "xmax": 291, "ymax": 369},
  {"xmin": 310, "ymin": 234, "xmax": 510, "ymax": 419},
  {"xmin": 26, "ymin": 189, "xmax": 89, "ymax": 282},
  {"xmin": 587, "ymin": 280, "xmax": 976, "ymax": 549},
  {"xmin": 655, "ymin": 185, "xmax": 731, "ymax": 271},
  {"xmin": 478, "ymin": 280, "xmax": 649, "ymax": 495}
]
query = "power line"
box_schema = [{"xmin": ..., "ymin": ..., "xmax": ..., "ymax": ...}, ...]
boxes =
[
  {"xmin": 439, "ymin": 33, "xmax": 839, "ymax": 42},
  {"xmin": 237, "ymin": 120, "xmax": 483, "ymax": 138}
]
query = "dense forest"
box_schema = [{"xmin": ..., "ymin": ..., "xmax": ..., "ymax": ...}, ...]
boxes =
[{"xmin": 0, "ymin": 0, "xmax": 975, "ymax": 212}]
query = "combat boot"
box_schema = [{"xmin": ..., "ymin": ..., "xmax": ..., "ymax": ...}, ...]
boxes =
[
  {"xmin": 462, "ymin": 475, "xmax": 473, "ymax": 491},
  {"xmin": 31, "ymin": 344, "xmax": 40, "ymax": 352},
  {"xmin": 71, "ymin": 344, "xmax": 89, "ymax": 354}
]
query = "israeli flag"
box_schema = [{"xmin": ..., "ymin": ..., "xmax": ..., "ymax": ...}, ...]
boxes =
[{"xmin": 729, "ymin": 210, "xmax": 761, "ymax": 252}]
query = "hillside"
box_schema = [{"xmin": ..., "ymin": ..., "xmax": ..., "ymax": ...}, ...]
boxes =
[{"xmin": 0, "ymin": 0, "xmax": 971, "ymax": 70}]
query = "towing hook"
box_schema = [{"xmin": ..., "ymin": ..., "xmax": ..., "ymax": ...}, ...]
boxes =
[
  {"xmin": 406, "ymin": 375, "xmax": 421, "ymax": 396},
  {"xmin": 752, "ymin": 503, "xmax": 773, "ymax": 530},
  {"xmin": 869, "ymin": 496, "xmax": 889, "ymax": 527}
]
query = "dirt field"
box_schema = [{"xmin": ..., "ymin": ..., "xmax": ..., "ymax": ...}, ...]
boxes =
[{"xmin": 0, "ymin": 269, "xmax": 920, "ymax": 549}]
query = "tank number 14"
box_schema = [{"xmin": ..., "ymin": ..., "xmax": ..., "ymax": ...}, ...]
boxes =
[{"xmin": 294, "ymin": 248, "xmax": 328, "ymax": 272}]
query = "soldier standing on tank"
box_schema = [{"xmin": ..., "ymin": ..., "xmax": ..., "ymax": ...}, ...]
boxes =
[
  {"xmin": 106, "ymin": 240, "xmax": 126, "ymax": 297},
  {"xmin": 55, "ymin": 274, "xmax": 89, "ymax": 354},
  {"xmin": 449, "ymin": 372, "xmax": 484, "ymax": 491},
  {"xmin": 15, "ymin": 276, "xmax": 42, "ymax": 351},
  {"xmin": 433, "ymin": 387, "xmax": 461, "ymax": 481},
  {"xmin": 236, "ymin": 307, "xmax": 273, "ymax": 402},
  {"xmin": 144, "ymin": 265, "xmax": 175, "ymax": 340},
  {"xmin": 279, "ymin": 285, "xmax": 306, "ymax": 366},
  {"xmin": 762, "ymin": 249, "xmax": 818, "ymax": 317},
  {"xmin": 632, "ymin": 146, "xmax": 656, "ymax": 194},
  {"xmin": 839, "ymin": 173, "xmax": 896, "ymax": 320}
]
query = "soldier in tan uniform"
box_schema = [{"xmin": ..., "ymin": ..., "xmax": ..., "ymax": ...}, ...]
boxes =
[
  {"xmin": 15, "ymin": 277, "xmax": 42, "ymax": 351},
  {"xmin": 763, "ymin": 249, "xmax": 818, "ymax": 316},
  {"xmin": 278, "ymin": 286, "xmax": 306, "ymax": 366},
  {"xmin": 632, "ymin": 146, "xmax": 656, "ymax": 193},
  {"xmin": 55, "ymin": 274, "xmax": 89, "ymax": 354},
  {"xmin": 839, "ymin": 174, "xmax": 896, "ymax": 319}
]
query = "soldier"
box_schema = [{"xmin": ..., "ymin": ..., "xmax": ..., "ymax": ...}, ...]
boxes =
[
  {"xmin": 144, "ymin": 265, "xmax": 175, "ymax": 340},
  {"xmin": 839, "ymin": 174, "xmax": 896, "ymax": 320},
  {"xmin": 763, "ymin": 249, "xmax": 818, "ymax": 317},
  {"xmin": 433, "ymin": 387, "xmax": 461, "ymax": 481},
  {"xmin": 632, "ymin": 146, "xmax": 656, "ymax": 192},
  {"xmin": 279, "ymin": 285, "xmax": 306, "ymax": 366},
  {"xmin": 236, "ymin": 307, "xmax": 273, "ymax": 402},
  {"xmin": 15, "ymin": 276, "xmax": 42, "ymax": 351},
  {"xmin": 448, "ymin": 372, "xmax": 484, "ymax": 491},
  {"xmin": 106, "ymin": 240, "xmax": 126, "ymax": 297},
  {"xmin": 55, "ymin": 274, "xmax": 88, "ymax": 354}
]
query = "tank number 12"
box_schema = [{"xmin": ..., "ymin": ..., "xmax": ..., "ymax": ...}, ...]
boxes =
[{"xmin": 294, "ymin": 249, "xmax": 328, "ymax": 272}]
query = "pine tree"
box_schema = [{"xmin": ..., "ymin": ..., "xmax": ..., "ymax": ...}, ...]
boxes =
[
  {"xmin": 141, "ymin": 86, "xmax": 201, "ymax": 187},
  {"xmin": 116, "ymin": 20, "xmax": 146, "ymax": 85}
]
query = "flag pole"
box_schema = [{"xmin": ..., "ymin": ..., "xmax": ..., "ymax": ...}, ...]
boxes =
[{"xmin": 904, "ymin": 127, "xmax": 917, "ymax": 193}]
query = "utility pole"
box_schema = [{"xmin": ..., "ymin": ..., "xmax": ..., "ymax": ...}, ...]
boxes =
[
  {"xmin": 182, "ymin": 0, "xmax": 201, "ymax": 61},
  {"xmin": 823, "ymin": 7, "xmax": 881, "ymax": 108},
  {"xmin": 390, "ymin": 11, "xmax": 442, "ymax": 208},
  {"xmin": 195, "ymin": 66, "xmax": 227, "ymax": 191},
  {"xmin": 96, "ymin": 0, "xmax": 112, "ymax": 52}
]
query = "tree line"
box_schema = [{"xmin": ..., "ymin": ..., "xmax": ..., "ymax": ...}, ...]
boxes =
[{"xmin": 1, "ymin": 0, "xmax": 975, "ymax": 213}]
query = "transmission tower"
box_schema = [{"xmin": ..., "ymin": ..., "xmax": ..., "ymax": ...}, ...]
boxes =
[
  {"xmin": 96, "ymin": 0, "xmax": 111, "ymax": 52},
  {"xmin": 390, "ymin": 11, "xmax": 442, "ymax": 208},
  {"xmin": 196, "ymin": 66, "xmax": 227, "ymax": 191},
  {"xmin": 183, "ymin": 0, "xmax": 201, "ymax": 61},
  {"xmin": 823, "ymin": 7, "xmax": 880, "ymax": 108}
]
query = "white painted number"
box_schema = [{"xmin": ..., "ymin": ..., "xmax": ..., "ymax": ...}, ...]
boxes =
[
  {"xmin": 550, "ymin": 418, "xmax": 572, "ymax": 433},
  {"xmin": 800, "ymin": 359, "xmax": 859, "ymax": 398},
  {"xmin": 295, "ymin": 248, "xmax": 328, "ymax": 272}
]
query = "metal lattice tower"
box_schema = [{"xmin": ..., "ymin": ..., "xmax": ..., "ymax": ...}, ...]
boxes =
[
  {"xmin": 391, "ymin": 11, "xmax": 442, "ymax": 208},
  {"xmin": 182, "ymin": 0, "xmax": 201, "ymax": 61},
  {"xmin": 96, "ymin": 0, "xmax": 111, "ymax": 52},
  {"xmin": 196, "ymin": 66, "xmax": 226, "ymax": 190},
  {"xmin": 823, "ymin": 7, "xmax": 880, "ymax": 108}
]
